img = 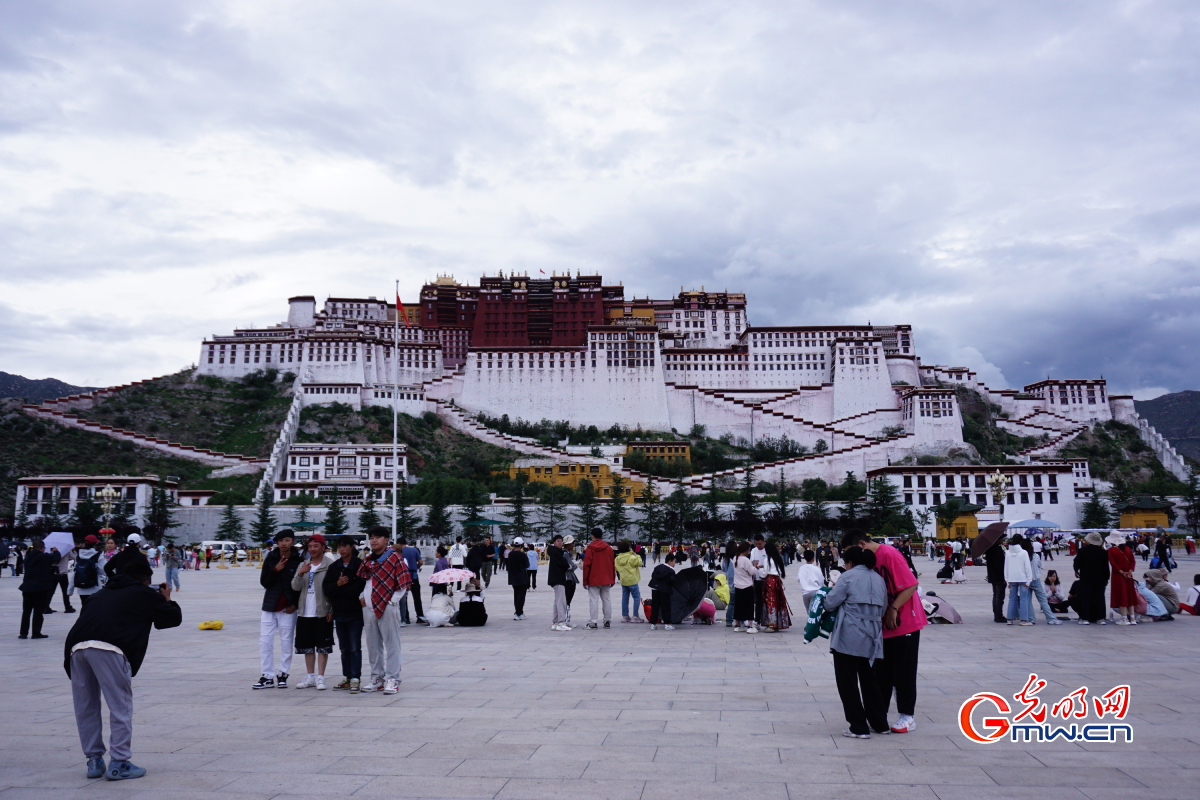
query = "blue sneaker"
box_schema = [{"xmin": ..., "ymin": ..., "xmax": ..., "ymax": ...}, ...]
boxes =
[
  {"xmin": 86, "ymin": 758, "xmax": 106, "ymax": 779},
  {"xmin": 105, "ymin": 761, "xmax": 146, "ymax": 781}
]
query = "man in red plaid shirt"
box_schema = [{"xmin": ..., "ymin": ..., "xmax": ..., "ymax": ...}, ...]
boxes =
[{"xmin": 357, "ymin": 527, "xmax": 410, "ymax": 694}]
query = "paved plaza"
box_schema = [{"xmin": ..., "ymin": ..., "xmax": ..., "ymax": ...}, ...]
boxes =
[{"xmin": 1, "ymin": 556, "xmax": 1198, "ymax": 800}]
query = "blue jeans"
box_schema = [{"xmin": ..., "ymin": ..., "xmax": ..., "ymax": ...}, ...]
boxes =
[
  {"xmin": 334, "ymin": 616, "xmax": 364, "ymax": 680},
  {"xmin": 1006, "ymin": 583, "xmax": 1032, "ymax": 621},
  {"xmin": 726, "ymin": 587, "xmax": 737, "ymax": 626},
  {"xmin": 1029, "ymin": 577, "xmax": 1057, "ymax": 622},
  {"xmin": 165, "ymin": 567, "xmax": 180, "ymax": 590},
  {"xmin": 621, "ymin": 584, "xmax": 642, "ymax": 618}
]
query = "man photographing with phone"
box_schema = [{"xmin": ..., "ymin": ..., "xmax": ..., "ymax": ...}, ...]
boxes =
[{"xmin": 64, "ymin": 555, "xmax": 181, "ymax": 781}]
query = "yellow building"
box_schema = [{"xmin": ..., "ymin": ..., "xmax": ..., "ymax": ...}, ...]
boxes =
[
  {"xmin": 626, "ymin": 441, "xmax": 691, "ymax": 465},
  {"xmin": 933, "ymin": 497, "xmax": 985, "ymax": 540},
  {"xmin": 1115, "ymin": 495, "xmax": 1173, "ymax": 529},
  {"xmin": 504, "ymin": 459, "xmax": 646, "ymax": 504}
]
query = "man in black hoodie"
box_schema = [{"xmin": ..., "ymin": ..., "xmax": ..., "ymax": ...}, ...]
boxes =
[
  {"xmin": 984, "ymin": 540, "xmax": 1007, "ymax": 623},
  {"xmin": 64, "ymin": 556, "xmax": 181, "ymax": 781},
  {"xmin": 19, "ymin": 538, "xmax": 57, "ymax": 638}
]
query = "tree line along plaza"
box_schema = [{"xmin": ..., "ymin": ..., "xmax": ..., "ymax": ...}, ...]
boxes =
[{"xmin": 13, "ymin": 270, "xmax": 1191, "ymax": 543}]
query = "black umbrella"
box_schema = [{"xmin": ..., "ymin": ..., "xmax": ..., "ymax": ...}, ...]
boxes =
[
  {"xmin": 969, "ymin": 521, "xmax": 1009, "ymax": 560},
  {"xmin": 668, "ymin": 566, "xmax": 710, "ymax": 624}
]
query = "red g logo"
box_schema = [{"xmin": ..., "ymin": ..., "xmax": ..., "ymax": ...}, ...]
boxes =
[{"xmin": 959, "ymin": 693, "xmax": 1012, "ymax": 743}]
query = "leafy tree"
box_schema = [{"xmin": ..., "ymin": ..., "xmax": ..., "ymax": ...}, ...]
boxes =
[
  {"xmin": 324, "ymin": 492, "xmax": 349, "ymax": 540},
  {"xmin": 215, "ymin": 498, "xmax": 244, "ymax": 542},
  {"xmin": 814, "ymin": 438, "xmax": 828, "ymax": 454},
  {"xmin": 358, "ymin": 489, "xmax": 382, "ymax": 533},
  {"xmin": 393, "ymin": 481, "xmax": 421, "ymax": 540},
  {"xmin": 573, "ymin": 479, "xmax": 601, "ymax": 538},
  {"xmin": 537, "ymin": 485, "xmax": 569, "ymax": 540},
  {"xmin": 1107, "ymin": 475, "xmax": 1133, "ymax": 526},
  {"xmin": 1079, "ymin": 492, "xmax": 1111, "ymax": 529},
  {"xmin": 248, "ymin": 489, "xmax": 278, "ymax": 545},
  {"xmin": 109, "ymin": 506, "xmax": 137, "ymax": 539},
  {"xmin": 639, "ymin": 482, "xmax": 665, "ymax": 543},
  {"xmin": 800, "ymin": 478, "xmax": 828, "ymax": 501},
  {"xmin": 14, "ymin": 506, "xmax": 31, "ymax": 536},
  {"xmin": 838, "ymin": 496, "xmax": 862, "ymax": 533},
  {"xmin": 932, "ymin": 496, "xmax": 966, "ymax": 540},
  {"xmin": 144, "ymin": 479, "xmax": 181, "ymax": 545},
  {"xmin": 602, "ymin": 474, "xmax": 631, "ymax": 541},
  {"xmin": 801, "ymin": 495, "xmax": 830, "ymax": 539},
  {"xmin": 827, "ymin": 472, "xmax": 867, "ymax": 502},
  {"xmin": 912, "ymin": 507, "xmax": 935, "ymax": 540}
]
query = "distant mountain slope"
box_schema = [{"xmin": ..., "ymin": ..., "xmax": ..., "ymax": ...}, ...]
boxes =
[
  {"xmin": 1136, "ymin": 390, "xmax": 1200, "ymax": 462},
  {"xmin": 0, "ymin": 371, "xmax": 96, "ymax": 403}
]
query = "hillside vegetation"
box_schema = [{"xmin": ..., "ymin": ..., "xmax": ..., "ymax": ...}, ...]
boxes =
[
  {"xmin": 955, "ymin": 387, "xmax": 1039, "ymax": 463},
  {"xmin": 295, "ymin": 403, "xmax": 522, "ymax": 481},
  {"xmin": 0, "ymin": 399, "xmax": 259, "ymax": 515},
  {"xmin": 0, "ymin": 371, "xmax": 97, "ymax": 403},
  {"xmin": 81, "ymin": 369, "xmax": 294, "ymax": 458},
  {"xmin": 1061, "ymin": 419, "xmax": 1187, "ymax": 495}
]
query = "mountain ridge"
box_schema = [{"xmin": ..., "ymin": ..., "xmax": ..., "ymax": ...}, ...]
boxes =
[
  {"xmin": 0, "ymin": 371, "xmax": 97, "ymax": 404},
  {"xmin": 1135, "ymin": 390, "xmax": 1200, "ymax": 463}
]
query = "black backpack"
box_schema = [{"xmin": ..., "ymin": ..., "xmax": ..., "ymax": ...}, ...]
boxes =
[{"xmin": 75, "ymin": 552, "xmax": 101, "ymax": 589}]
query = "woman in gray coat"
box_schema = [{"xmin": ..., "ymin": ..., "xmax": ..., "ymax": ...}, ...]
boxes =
[{"xmin": 824, "ymin": 546, "xmax": 889, "ymax": 738}]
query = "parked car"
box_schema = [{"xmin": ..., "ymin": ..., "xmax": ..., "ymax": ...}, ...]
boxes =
[{"xmin": 199, "ymin": 540, "xmax": 248, "ymax": 562}]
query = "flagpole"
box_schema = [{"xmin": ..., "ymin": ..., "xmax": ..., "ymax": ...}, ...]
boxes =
[{"xmin": 392, "ymin": 279, "xmax": 399, "ymax": 544}]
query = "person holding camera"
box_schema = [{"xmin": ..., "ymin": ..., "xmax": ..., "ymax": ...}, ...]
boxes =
[{"xmin": 64, "ymin": 555, "xmax": 181, "ymax": 781}]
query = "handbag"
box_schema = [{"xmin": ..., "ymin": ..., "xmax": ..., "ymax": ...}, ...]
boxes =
[{"xmin": 1133, "ymin": 590, "xmax": 1148, "ymax": 616}]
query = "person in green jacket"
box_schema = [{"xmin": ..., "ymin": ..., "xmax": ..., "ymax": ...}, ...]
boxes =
[{"xmin": 615, "ymin": 542, "xmax": 645, "ymax": 623}]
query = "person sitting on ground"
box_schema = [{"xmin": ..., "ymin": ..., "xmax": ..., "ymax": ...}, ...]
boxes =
[
  {"xmin": 1182, "ymin": 574, "xmax": 1200, "ymax": 615},
  {"xmin": 1136, "ymin": 577, "xmax": 1171, "ymax": 620},
  {"xmin": 1143, "ymin": 569, "xmax": 1180, "ymax": 615},
  {"xmin": 457, "ymin": 578, "xmax": 488, "ymax": 627},
  {"xmin": 1044, "ymin": 570, "xmax": 1069, "ymax": 614},
  {"xmin": 426, "ymin": 584, "xmax": 458, "ymax": 628}
]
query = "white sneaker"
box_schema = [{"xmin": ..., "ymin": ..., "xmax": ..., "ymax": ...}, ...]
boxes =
[
  {"xmin": 315, "ymin": 676, "xmax": 326, "ymax": 690},
  {"xmin": 518, "ymin": 614, "xmax": 527, "ymax": 620},
  {"xmin": 513, "ymin": 614, "xmax": 521, "ymax": 620},
  {"xmin": 295, "ymin": 674, "xmax": 316, "ymax": 689},
  {"xmin": 890, "ymin": 714, "xmax": 916, "ymax": 733},
  {"xmin": 383, "ymin": 679, "xmax": 400, "ymax": 695},
  {"xmin": 745, "ymin": 626, "xmax": 757, "ymax": 634},
  {"xmin": 360, "ymin": 679, "xmax": 383, "ymax": 693},
  {"xmin": 664, "ymin": 625, "xmax": 675, "ymax": 631},
  {"xmin": 733, "ymin": 625, "xmax": 743, "ymax": 632},
  {"xmin": 649, "ymin": 624, "xmax": 657, "ymax": 630}
]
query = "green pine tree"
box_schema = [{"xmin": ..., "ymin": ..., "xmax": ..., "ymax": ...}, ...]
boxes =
[
  {"xmin": 458, "ymin": 482, "xmax": 486, "ymax": 534},
  {"xmin": 248, "ymin": 489, "xmax": 278, "ymax": 545},
  {"xmin": 801, "ymin": 495, "xmax": 830, "ymax": 539},
  {"xmin": 639, "ymin": 482, "xmax": 665, "ymax": 543},
  {"xmin": 664, "ymin": 480, "xmax": 698, "ymax": 538},
  {"xmin": 324, "ymin": 492, "xmax": 349, "ymax": 540},
  {"xmin": 505, "ymin": 478, "xmax": 530, "ymax": 540},
  {"xmin": 67, "ymin": 496, "xmax": 103, "ymax": 539},
  {"xmin": 602, "ymin": 474, "xmax": 630, "ymax": 541},
  {"xmin": 144, "ymin": 479, "xmax": 181, "ymax": 545},
  {"xmin": 537, "ymin": 485, "xmax": 569, "ymax": 540},
  {"xmin": 1079, "ymin": 492, "xmax": 1111, "ymax": 529},
  {"xmin": 423, "ymin": 484, "xmax": 453, "ymax": 541},
  {"xmin": 215, "ymin": 497, "xmax": 244, "ymax": 542},
  {"xmin": 1107, "ymin": 476, "xmax": 1133, "ymax": 527},
  {"xmin": 770, "ymin": 469, "xmax": 793, "ymax": 534},
  {"xmin": 865, "ymin": 477, "xmax": 906, "ymax": 534},
  {"xmin": 14, "ymin": 506, "xmax": 31, "ymax": 536},
  {"xmin": 394, "ymin": 481, "xmax": 420, "ymax": 539},
  {"xmin": 573, "ymin": 479, "xmax": 601, "ymax": 537},
  {"xmin": 358, "ymin": 489, "xmax": 382, "ymax": 533}
]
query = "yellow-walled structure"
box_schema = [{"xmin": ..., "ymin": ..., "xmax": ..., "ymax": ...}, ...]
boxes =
[
  {"xmin": 504, "ymin": 459, "xmax": 645, "ymax": 504},
  {"xmin": 1115, "ymin": 495, "xmax": 1173, "ymax": 530}
]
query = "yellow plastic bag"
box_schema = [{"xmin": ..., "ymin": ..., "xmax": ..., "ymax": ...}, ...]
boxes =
[{"xmin": 198, "ymin": 620, "xmax": 224, "ymax": 631}]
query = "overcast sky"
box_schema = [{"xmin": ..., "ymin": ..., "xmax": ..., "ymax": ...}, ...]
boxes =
[{"xmin": 1, "ymin": 1, "xmax": 1197, "ymax": 398}]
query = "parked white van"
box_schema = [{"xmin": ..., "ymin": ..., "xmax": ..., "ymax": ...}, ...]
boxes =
[{"xmin": 199, "ymin": 541, "xmax": 248, "ymax": 562}]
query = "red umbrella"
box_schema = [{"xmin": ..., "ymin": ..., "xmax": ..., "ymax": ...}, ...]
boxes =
[{"xmin": 969, "ymin": 522, "xmax": 1009, "ymax": 560}]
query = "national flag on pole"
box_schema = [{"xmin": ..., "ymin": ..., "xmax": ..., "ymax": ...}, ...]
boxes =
[
  {"xmin": 539, "ymin": 269, "xmax": 546, "ymax": 274},
  {"xmin": 397, "ymin": 292, "xmax": 410, "ymax": 327}
]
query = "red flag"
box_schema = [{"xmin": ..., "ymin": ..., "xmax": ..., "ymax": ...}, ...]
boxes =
[
  {"xmin": 397, "ymin": 292, "xmax": 409, "ymax": 327},
  {"xmin": 539, "ymin": 269, "xmax": 546, "ymax": 275}
]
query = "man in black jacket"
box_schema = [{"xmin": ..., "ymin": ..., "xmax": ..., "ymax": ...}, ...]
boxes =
[
  {"xmin": 64, "ymin": 556, "xmax": 181, "ymax": 781},
  {"xmin": 19, "ymin": 538, "xmax": 57, "ymax": 639},
  {"xmin": 323, "ymin": 535, "xmax": 366, "ymax": 692},
  {"xmin": 984, "ymin": 541, "xmax": 1007, "ymax": 623},
  {"xmin": 546, "ymin": 534, "xmax": 572, "ymax": 631},
  {"xmin": 254, "ymin": 530, "xmax": 301, "ymax": 689},
  {"xmin": 1073, "ymin": 532, "xmax": 1110, "ymax": 624}
]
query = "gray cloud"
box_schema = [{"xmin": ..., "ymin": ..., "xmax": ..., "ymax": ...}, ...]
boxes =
[{"xmin": 0, "ymin": 0, "xmax": 1198, "ymax": 397}]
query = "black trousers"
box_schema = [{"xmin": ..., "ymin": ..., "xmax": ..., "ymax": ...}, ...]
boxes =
[
  {"xmin": 991, "ymin": 582, "xmax": 1006, "ymax": 622},
  {"xmin": 512, "ymin": 586, "xmax": 527, "ymax": 615},
  {"xmin": 873, "ymin": 630, "xmax": 920, "ymax": 717},
  {"xmin": 20, "ymin": 590, "xmax": 49, "ymax": 636},
  {"xmin": 564, "ymin": 582, "xmax": 576, "ymax": 607},
  {"xmin": 753, "ymin": 580, "xmax": 765, "ymax": 622},
  {"xmin": 833, "ymin": 650, "xmax": 889, "ymax": 734},
  {"xmin": 409, "ymin": 584, "xmax": 424, "ymax": 620},
  {"xmin": 55, "ymin": 574, "xmax": 73, "ymax": 609},
  {"xmin": 529, "ymin": 570, "xmax": 537, "ymax": 590},
  {"xmin": 1081, "ymin": 581, "xmax": 1107, "ymax": 622},
  {"xmin": 649, "ymin": 589, "xmax": 671, "ymax": 625}
]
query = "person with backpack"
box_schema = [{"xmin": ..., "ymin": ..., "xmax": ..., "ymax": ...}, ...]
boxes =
[{"xmin": 74, "ymin": 536, "xmax": 105, "ymax": 608}]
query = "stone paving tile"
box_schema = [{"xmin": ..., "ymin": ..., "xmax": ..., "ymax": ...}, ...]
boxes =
[{"xmin": 2, "ymin": 561, "xmax": 1199, "ymax": 800}]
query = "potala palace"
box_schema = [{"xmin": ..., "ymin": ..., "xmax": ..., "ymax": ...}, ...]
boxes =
[{"xmin": 184, "ymin": 273, "xmax": 1190, "ymax": 530}]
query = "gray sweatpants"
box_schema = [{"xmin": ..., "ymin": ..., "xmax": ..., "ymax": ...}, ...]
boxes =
[
  {"xmin": 71, "ymin": 648, "xmax": 133, "ymax": 762},
  {"xmin": 588, "ymin": 585, "xmax": 612, "ymax": 624},
  {"xmin": 364, "ymin": 604, "xmax": 402, "ymax": 682},
  {"xmin": 552, "ymin": 585, "xmax": 569, "ymax": 625}
]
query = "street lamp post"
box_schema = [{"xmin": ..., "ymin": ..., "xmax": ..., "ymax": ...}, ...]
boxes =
[
  {"xmin": 986, "ymin": 470, "xmax": 1013, "ymax": 522},
  {"xmin": 96, "ymin": 484, "xmax": 120, "ymax": 539}
]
